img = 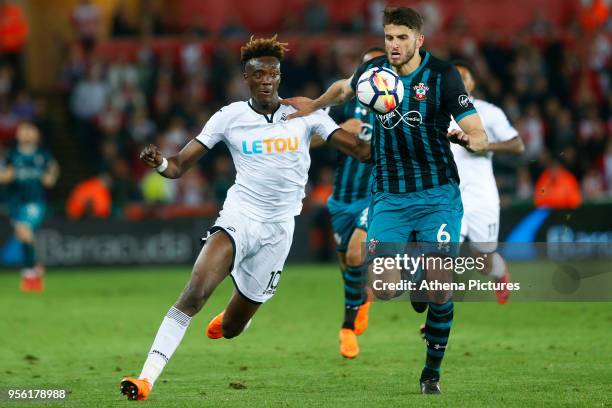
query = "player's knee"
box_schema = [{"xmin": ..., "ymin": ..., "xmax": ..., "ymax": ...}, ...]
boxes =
[
  {"xmin": 345, "ymin": 248, "xmax": 362, "ymax": 268},
  {"xmin": 429, "ymin": 289, "xmax": 452, "ymax": 304},
  {"xmin": 372, "ymin": 287, "xmax": 397, "ymax": 301},
  {"xmin": 15, "ymin": 225, "xmax": 33, "ymax": 243}
]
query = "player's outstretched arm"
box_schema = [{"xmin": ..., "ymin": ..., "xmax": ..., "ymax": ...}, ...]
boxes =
[
  {"xmin": 488, "ymin": 136, "xmax": 525, "ymax": 155},
  {"xmin": 311, "ymin": 119, "xmax": 362, "ymax": 149},
  {"xmin": 140, "ymin": 140, "xmax": 207, "ymax": 179},
  {"xmin": 0, "ymin": 166, "xmax": 14, "ymax": 184},
  {"xmin": 328, "ymin": 129, "xmax": 370, "ymax": 163},
  {"xmin": 41, "ymin": 160, "xmax": 60, "ymax": 188},
  {"xmin": 283, "ymin": 78, "xmax": 355, "ymax": 120},
  {"xmin": 449, "ymin": 114, "xmax": 488, "ymax": 153},
  {"xmin": 310, "ymin": 135, "xmax": 326, "ymax": 149}
]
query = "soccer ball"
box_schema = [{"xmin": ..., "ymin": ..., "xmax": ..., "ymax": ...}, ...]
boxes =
[{"xmin": 356, "ymin": 67, "xmax": 404, "ymax": 115}]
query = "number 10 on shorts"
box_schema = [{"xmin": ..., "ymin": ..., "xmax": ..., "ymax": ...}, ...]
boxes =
[{"xmin": 265, "ymin": 271, "xmax": 282, "ymax": 292}]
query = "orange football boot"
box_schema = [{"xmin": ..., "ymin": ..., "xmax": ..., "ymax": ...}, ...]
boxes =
[
  {"xmin": 339, "ymin": 328, "xmax": 359, "ymax": 359},
  {"xmin": 20, "ymin": 276, "xmax": 43, "ymax": 293},
  {"xmin": 206, "ymin": 311, "xmax": 225, "ymax": 339},
  {"xmin": 353, "ymin": 300, "xmax": 371, "ymax": 336},
  {"xmin": 495, "ymin": 269, "xmax": 512, "ymax": 305},
  {"xmin": 120, "ymin": 377, "xmax": 152, "ymax": 401}
]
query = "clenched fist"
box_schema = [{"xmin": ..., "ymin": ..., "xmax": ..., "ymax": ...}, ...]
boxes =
[{"xmin": 140, "ymin": 144, "xmax": 163, "ymax": 168}]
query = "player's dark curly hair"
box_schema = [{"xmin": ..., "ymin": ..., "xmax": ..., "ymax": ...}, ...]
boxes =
[
  {"xmin": 452, "ymin": 59, "xmax": 478, "ymax": 84},
  {"xmin": 382, "ymin": 6, "xmax": 424, "ymax": 33},
  {"xmin": 240, "ymin": 35, "xmax": 289, "ymax": 69}
]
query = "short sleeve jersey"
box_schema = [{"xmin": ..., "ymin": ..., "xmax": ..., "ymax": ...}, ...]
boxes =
[
  {"xmin": 196, "ymin": 100, "xmax": 340, "ymax": 221},
  {"xmin": 350, "ymin": 50, "xmax": 478, "ymax": 193},
  {"xmin": 6, "ymin": 147, "xmax": 52, "ymax": 204}
]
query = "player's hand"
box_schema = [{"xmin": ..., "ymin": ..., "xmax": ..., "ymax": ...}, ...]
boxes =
[
  {"xmin": 448, "ymin": 129, "xmax": 474, "ymax": 152},
  {"xmin": 282, "ymin": 97, "xmax": 317, "ymax": 120},
  {"xmin": 140, "ymin": 144, "xmax": 163, "ymax": 168},
  {"xmin": 341, "ymin": 118, "xmax": 363, "ymax": 135}
]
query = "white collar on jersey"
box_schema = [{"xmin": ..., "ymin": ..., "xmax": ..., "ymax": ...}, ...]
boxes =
[{"xmin": 247, "ymin": 98, "xmax": 281, "ymax": 124}]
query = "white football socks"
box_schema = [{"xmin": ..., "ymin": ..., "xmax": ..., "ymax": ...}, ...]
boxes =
[
  {"xmin": 489, "ymin": 252, "xmax": 507, "ymax": 280},
  {"xmin": 139, "ymin": 306, "xmax": 192, "ymax": 385},
  {"xmin": 22, "ymin": 268, "xmax": 36, "ymax": 278}
]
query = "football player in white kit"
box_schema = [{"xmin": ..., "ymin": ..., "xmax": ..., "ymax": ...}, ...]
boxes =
[
  {"xmin": 449, "ymin": 60, "xmax": 525, "ymax": 303},
  {"xmin": 120, "ymin": 36, "xmax": 370, "ymax": 401}
]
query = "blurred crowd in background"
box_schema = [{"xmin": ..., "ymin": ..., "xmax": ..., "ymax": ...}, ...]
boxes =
[{"xmin": 0, "ymin": 0, "xmax": 611, "ymax": 223}]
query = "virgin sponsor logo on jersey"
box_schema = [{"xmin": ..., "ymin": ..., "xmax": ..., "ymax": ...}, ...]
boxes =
[
  {"xmin": 413, "ymin": 82, "xmax": 429, "ymax": 100},
  {"xmin": 458, "ymin": 94, "xmax": 470, "ymax": 108},
  {"xmin": 242, "ymin": 137, "xmax": 299, "ymax": 155},
  {"xmin": 378, "ymin": 110, "xmax": 422, "ymax": 129}
]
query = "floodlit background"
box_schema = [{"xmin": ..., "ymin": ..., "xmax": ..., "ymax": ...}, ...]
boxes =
[
  {"xmin": 1, "ymin": 0, "xmax": 610, "ymax": 266},
  {"xmin": 0, "ymin": 1, "xmax": 611, "ymax": 407}
]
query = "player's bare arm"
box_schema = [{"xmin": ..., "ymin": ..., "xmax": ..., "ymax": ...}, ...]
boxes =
[
  {"xmin": 310, "ymin": 135, "xmax": 326, "ymax": 149},
  {"xmin": 283, "ymin": 78, "xmax": 355, "ymax": 120},
  {"xmin": 0, "ymin": 165, "xmax": 15, "ymax": 184},
  {"xmin": 448, "ymin": 114, "xmax": 488, "ymax": 153},
  {"xmin": 487, "ymin": 136, "xmax": 525, "ymax": 154},
  {"xmin": 41, "ymin": 160, "xmax": 60, "ymax": 188},
  {"xmin": 328, "ymin": 128, "xmax": 370, "ymax": 163},
  {"xmin": 140, "ymin": 140, "xmax": 208, "ymax": 179},
  {"xmin": 340, "ymin": 118, "xmax": 363, "ymax": 135},
  {"xmin": 311, "ymin": 118, "xmax": 363, "ymax": 149},
  {"xmin": 452, "ymin": 61, "xmax": 523, "ymax": 156}
]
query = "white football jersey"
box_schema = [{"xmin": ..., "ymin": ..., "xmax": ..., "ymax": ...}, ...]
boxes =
[
  {"xmin": 449, "ymin": 98, "xmax": 518, "ymax": 205},
  {"xmin": 196, "ymin": 100, "xmax": 340, "ymax": 222}
]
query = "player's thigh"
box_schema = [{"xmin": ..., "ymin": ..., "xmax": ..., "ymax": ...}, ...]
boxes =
[
  {"xmin": 230, "ymin": 220, "xmax": 294, "ymax": 304},
  {"xmin": 13, "ymin": 203, "xmax": 45, "ymax": 242},
  {"xmin": 188, "ymin": 229, "xmax": 236, "ymax": 298},
  {"xmin": 328, "ymin": 199, "xmax": 358, "ymax": 253},
  {"xmin": 413, "ymin": 187, "xmax": 463, "ymax": 303},
  {"xmin": 414, "ymin": 184, "xmax": 463, "ymax": 246},
  {"xmin": 367, "ymin": 193, "xmax": 414, "ymax": 245},
  {"xmin": 366, "ymin": 196, "xmax": 413, "ymax": 299},
  {"xmin": 414, "ymin": 213, "xmax": 460, "ymax": 305}
]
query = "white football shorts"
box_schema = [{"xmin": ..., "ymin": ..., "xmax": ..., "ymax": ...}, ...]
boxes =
[
  {"xmin": 460, "ymin": 196, "xmax": 500, "ymax": 254},
  {"xmin": 205, "ymin": 208, "xmax": 295, "ymax": 303}
]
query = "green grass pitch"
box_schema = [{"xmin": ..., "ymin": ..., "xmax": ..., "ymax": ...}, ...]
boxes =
[{"xmin": 0, "ymin": 264, "xmax": 611, "ymax": 407}]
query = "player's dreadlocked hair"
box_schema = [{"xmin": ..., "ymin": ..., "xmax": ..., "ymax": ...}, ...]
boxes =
[{"xmin": 240, "ymin": 35, "xmax": 289, "ymax": 69}]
